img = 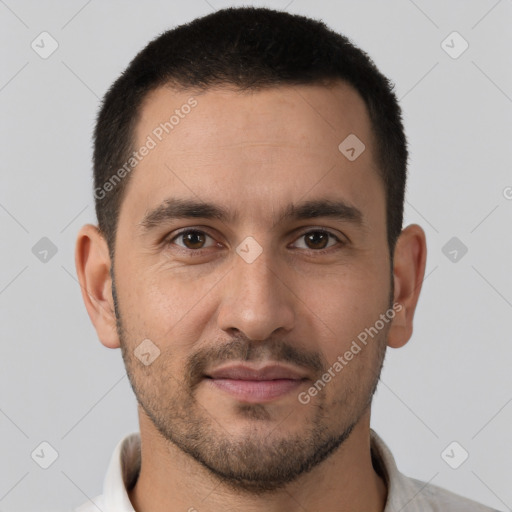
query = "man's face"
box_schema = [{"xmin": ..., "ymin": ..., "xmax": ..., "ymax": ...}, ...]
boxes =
[{"xmin": 112, "ymin": 82, "xmax": 392, "ymax": 491}]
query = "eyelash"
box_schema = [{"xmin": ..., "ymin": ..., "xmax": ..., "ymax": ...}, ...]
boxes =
[{"xmin": 167, "ymin": 228, "xmax": 344, "ymax": 255}]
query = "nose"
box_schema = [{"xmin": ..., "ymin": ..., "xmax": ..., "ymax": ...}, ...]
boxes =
[{"xmin": 216, "ymin": 247, "xmax": 296, "ymax": 341}]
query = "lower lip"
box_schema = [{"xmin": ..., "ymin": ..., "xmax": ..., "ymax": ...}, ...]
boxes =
[{"xmin": 206, "ymin": 378, "xmax": 306, "ymax": 403}]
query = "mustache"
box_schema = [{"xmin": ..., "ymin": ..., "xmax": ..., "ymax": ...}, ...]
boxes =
[{"xmin": 186, "ymin": 335, "xmax": 327, "ymax": 389}]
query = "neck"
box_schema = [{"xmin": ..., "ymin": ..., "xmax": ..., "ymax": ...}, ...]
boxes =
[{"xmin": 128, "ymin": 408, "xmax": 387, "ymax": 512}]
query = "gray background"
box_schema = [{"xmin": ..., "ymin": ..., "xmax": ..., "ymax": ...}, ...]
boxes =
[{"xmin": 1, "ymin": 0, "xmax": 511, "ymax": 511}]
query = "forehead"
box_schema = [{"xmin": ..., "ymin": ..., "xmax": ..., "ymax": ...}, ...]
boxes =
[
  {"xmin": 121, "ymin": 81, "xmax": 382, "ymax": 227},
  {"xmin": 136, "ymin": 81, "xmax": 373, "ymax": 154}
]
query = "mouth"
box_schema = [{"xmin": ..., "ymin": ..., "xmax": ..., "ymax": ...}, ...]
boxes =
[{"xmin": 203, "ymin": 363, "xmax": 310, "ymax": 403}]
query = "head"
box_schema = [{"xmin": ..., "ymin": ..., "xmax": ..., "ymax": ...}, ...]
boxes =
[{"xmin": 76, "ymin": 7, "xmax": 426, "ymax": 493}]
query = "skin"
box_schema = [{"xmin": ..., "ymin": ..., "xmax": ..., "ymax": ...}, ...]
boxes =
[{"xmin": 76, "ymin": 81, "xmax": 427, "ymax": 512}]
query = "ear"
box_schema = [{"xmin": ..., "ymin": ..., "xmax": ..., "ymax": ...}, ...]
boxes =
[
  {"xmin": 75, "ymin": 224, "xmax": 120, "ymax": 349},
  {"xmin": 387, "ymin": 224, "xmax": 427, "ymax": 349}
]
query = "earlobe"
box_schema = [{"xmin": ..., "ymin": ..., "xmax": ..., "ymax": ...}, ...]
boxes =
[
  {"xmin": 387, "ymin": 224, "xmax": 427, "ymax": 349},
  {"xmin": 75, "ymin": 224, "xmax": 120, "ymax": 349}
]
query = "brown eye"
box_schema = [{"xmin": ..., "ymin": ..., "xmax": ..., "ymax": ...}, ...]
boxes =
[
  {"xmin": 305, "ymin": 231, "xmax": 329, "ymax": 249},
  {"xmin": 292, "ymin": 230, "xmax": 340, "ymax": 251},
  {"xmin": 172, "ymin": 230, "xmax": 215, "ymax": 250}
]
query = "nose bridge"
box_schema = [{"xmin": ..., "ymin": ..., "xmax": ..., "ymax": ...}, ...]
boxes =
[
  {"xmin": 235, "ymin": 245, "xmax": 278, "ymax": 300},
  {"xmin": 217, "ymin": 243, "xmax": 295, "ymax": 340}
]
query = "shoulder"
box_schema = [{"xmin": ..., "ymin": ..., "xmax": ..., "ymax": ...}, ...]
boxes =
[
  {"xmin": 369, "ymin": 429, "xmax": 499, "ymax": 512},
  {"xmin": 399, "ymin": 475, "xmax": 500, "ymax": 511}
]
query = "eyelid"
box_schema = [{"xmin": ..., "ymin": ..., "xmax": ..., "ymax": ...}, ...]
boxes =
[
  {"xmin": 290, "ymin": 228, "xmax": 344, "ymax": 250},
  {"xmin": 168, "ymin": 228, "xmax": 219, "ymax": 249},
  {"xmin": 164, "ymin": 226, "xmax": 346, "ymax": 252}
]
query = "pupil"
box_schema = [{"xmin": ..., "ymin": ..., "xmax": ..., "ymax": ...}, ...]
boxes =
[
  {"xmin": 307, "ymin": 232, "xmax": 327, "ymax": 249},
  {"xmin": 185, "ymin": 231, "xmax": 205, "ymax": 249}
]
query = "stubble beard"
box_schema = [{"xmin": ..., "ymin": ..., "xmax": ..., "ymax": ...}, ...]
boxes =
[{"xmin": 112, "ymin": 276, "xmax": 389, "ymax": 494}]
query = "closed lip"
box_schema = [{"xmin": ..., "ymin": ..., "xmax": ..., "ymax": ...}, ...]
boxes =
[{"xmin": 205, "ymin": 363, "xmax": 309, "ymax": 381}]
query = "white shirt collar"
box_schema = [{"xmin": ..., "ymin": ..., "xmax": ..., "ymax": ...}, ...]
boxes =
[
  {"xmin": 103, "ymin": 432, "xmax": 140, "ymax": 512},
  {"xmin": 76, "ymin": 428, "xmax": 496, "ymax": 511}
]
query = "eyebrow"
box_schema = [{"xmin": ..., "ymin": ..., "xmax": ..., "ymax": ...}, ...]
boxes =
[{"xmin": 139, "ymin": 197, "xmax": 365, "ymax": 232}]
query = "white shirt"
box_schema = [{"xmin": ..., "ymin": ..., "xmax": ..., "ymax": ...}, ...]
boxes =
[{"xmin": 75, "ymin": 429, "xmax": 499, "ymax": 511}]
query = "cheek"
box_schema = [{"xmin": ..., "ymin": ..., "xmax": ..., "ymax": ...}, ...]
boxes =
[
  {"xmin": 304, "ymin": 263, "xmax": 390, "ymax": 364},
  {"xmin": 119, "ymin": 266, "xmax": 219, "ymax": 351}
]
